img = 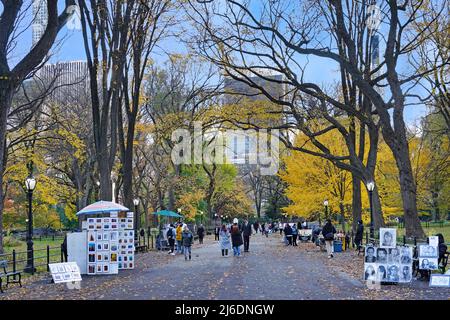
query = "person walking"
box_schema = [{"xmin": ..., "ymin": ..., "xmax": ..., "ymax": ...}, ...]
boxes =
[
  {"xmin": 182, "ymin": 225, "xmax": 194, "ymax": 261},
  {"xmin": 284, "ymin": 223, "xmax": 293, "ymax": 245},
  {"xmin": 291, "ymin": 224, "xmax": 298, "ymax": 246},
  {"xmin": 197, "ymin": 224, "xmax": 205, "ymax": 244},
  {"xmin": 322, "ymin": 219, "xmax": 337, "ymax": 258},
  {"xmin": 219, "ymin": 224, "xmax": 231, "ymax": 257},
  {"xmin": 253, "ymin": 221, "xmax": 259, "ymax": 234},
  {"xmin": 166, "ymin": 224, "xmax": 176, "ymax": 255},
  {"xmin": 214, "ymin": 226, "xmax": 220, "ymax": 241},
  {"xmin": 241, "ymin": 219, "xmax": 253, "ymax": 252},
  {"xmin": 176, "ymin": 222, "xmax": 183, "ymax": 254},
  {"xmin": 278, "ymin": 222, "xmax": 283, "ymax": 235},
  {"xmin": 230, "ymin": 218, "xmax": 243, "ymax": 256},
  {"xmin": 354, "ymin": 220, "xmax": 364, "ymax": 251}
]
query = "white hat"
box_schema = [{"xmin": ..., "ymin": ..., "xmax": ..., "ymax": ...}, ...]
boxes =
[{"xmin": 233, "ymin": 218, "xmax": 238, "ymax": 224}]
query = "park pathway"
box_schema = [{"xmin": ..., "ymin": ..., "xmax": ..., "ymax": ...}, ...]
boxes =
[{"xmin": 0, "ymin": 232, "xmax": 448, "ymax": 300}]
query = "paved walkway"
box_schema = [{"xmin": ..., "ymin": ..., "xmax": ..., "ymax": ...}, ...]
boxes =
[{"xmin": 0, "ymin": 233, "xmax": 448, "ymax": 300}]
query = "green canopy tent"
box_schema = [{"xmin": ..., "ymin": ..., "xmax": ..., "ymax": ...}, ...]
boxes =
[{"xmin": 152, "ymin": 210, "xmax": 183, "ymax": 225}]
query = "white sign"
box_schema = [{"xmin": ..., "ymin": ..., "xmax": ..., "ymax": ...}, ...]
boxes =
[
  {"xmin": 428, "ymin": 236, "xmax": 439, "ymax": 247},
  {"xmin": 49, "ymin": 262, "xmax": 82, "ymax": 284},
  {"xmin": 429, "ymin": 274, "xmax": 450, "ymax": 287}
]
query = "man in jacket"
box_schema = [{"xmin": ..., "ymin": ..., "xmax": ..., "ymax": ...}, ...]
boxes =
[
  {"xmin": 176, "ymin": 223, "xmax": 183, "ymax": 254},
  {"xmin": 241, "ymin": 219, "xmax": 253, "ymax": 252},
  {"xmin": 354, "ymin": 220, "xmax": 364, "ymax": 251},
  {"xmin": 197, "ymin": 224, "xmax": 205, "ymax": 244},
  {"xmin": 166, "ymin": 224, "xmax": 176, "ymax": 255},
  {"xmin": 321, "ymin": 219, "xmax": 336, "ymax": 258},
  {"xmin": 182, "ymin": 225, "xmax": 194, "ymax": 260},
  {"xmin": 284, "ymin": 223, "xmax": 293, "ymax": 245}
]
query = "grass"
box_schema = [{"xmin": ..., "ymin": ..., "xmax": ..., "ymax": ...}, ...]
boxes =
[
  {"xmin": 396, "ymin": 222, "xmax": 450, "ymax": 244},
  {"xmin": 1, "ymin": 237, "xmax": 65, "ymax": 275}
]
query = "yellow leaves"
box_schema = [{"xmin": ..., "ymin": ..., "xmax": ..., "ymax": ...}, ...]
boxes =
[{"xmin": 176, "ymin": 190, "xmax": 205, "ymax": 221}]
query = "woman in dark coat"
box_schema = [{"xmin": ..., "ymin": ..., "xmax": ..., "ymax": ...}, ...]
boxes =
[
  {"xmin": 354, "ymin": 220, "xmax": 364, "ymax": 251},
  {"xmin": 197, "ymin": 224, "xmax": 205, "ymax": 244},
  {"xmin": 230, "ymin": 218, "xmax": 243, "ymax": 256}
]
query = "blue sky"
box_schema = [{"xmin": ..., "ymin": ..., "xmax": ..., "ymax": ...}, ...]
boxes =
[{"xmin": 9, "ymin": 0, "xmax": 427, "ymax": 126}]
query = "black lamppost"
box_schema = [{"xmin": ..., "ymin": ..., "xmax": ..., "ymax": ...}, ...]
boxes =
[
  {"xmin": 24, "ymin": 175, "xmax": 37, "ymax": 274},
  {"xmin": 323, "ymin": 200, "xmax": 329, "ymax": 223},
  {"xmin": 367, "ymin": 181, "xmax": 375, "ymax": 240},
  {"xmin": 133, "ymin": 198, "xmax": 139, "ymax": 240}
]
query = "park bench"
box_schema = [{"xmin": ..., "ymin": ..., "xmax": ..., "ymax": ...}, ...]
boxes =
[
  {"xmin": 135, "ymin": 244, "xmax": 148, "ymax": 253},
  {"xmin": 0, "ymin": 260, "xmax": 22, "ymax": 293}
]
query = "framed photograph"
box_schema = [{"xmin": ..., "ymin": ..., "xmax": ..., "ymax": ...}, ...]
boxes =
[
  {"xmin": 103, "ymin": 254, "xmax": 109, "ymax": 261},
  {"xmin": 386, "ymin": 264, "xmax": 400, "ymax": 282},
  {"xmin": 111, "ymin": 218, "xmax": 118, "ymax": 223},
  {"xmin": 128, "ymin": 255, "xmax": 133, "ymax": 262},
  {"xmin": 111, "ymin": 232, "xmax": 118, "ymax": 241},
  {"xmin": 399, "ymin": 264, "xmax": 412, "ymax": 283},
  {"xmin": 388, "ymin": 247, "xmax": 401, "ymax": 263},
  {"xmin": 111, "ymin": 224, "xmax": 118, "ymax": 230},
  {"xmin": 127, "ymin": 224, "xmax": 133, "ymax": 229},
  {"xmin": 380, "ymin": 228, "xmax": 396, "ymax": 248},
  {"xmin": 63, "ymin": 273, "xmax": 72, "ymax": 281},
  {"xmin": 120, "ymin": 218, "xmax": 126, "ymax": 223},
  {"xmin": 118, "ymin": 256, "xmax": 122, "ymax": 262},
  {"xmin": 96, "ymin": 224, "xmax": 102, "ymax": 230},
  {"xmin": 103, "ymin": 224, "xmax": 110, "ymax": 230},
  {"xmin": 127, "ymin": 250, "xmax": 133, "ymax": 255},
  {"xmin": 97, "ymin": 254, "xmax": 103, "ymax": 262},
  {"xmin": 96, "ymin": 218, "xmax": 102, "ymax": 223},
  {"xmin": 400, "ymin": 247, "xmax": 412, "ymax": 264},
  {"xmin": 376, "ymin": 248, "xmax": 388, "ymax": 263},
  {"xmin": 129, "ymin": 262, "xmax": 133, "ymax": 269},
  {"xmin": 118, "ymin": 263, "xmax": 123, "ymax": 269},
  {"xmin": 88, "ymin": 264, "xmax": 96, "ymax": 274},
  {"xmin": 88, "ymin": 218, "xmax": 95, "ymax": 224},
  {"xmin": 419, "ymin": 245, "xmax": 438, "ymax": 258},
  {"xmin": 103, "ymin": 243, "xmax": 109, "ymax": 251},
  {"xmin": 72, "ymin": 272, "xmax": 82, "ymax": 281},
  {"xmin": 57, "ymin": 265, "xmax": 65, "ymax": 273},
  {"xmin": 97, "ymin": 264, "xmax": 103, "ymax": 273},
  {"xmin": 110, "ymin": 212, "xmax": 118, "ymax": 218},
  {"xmin": 103, "ymin": 264, "xmax": 109, "ymax": 273},
  {"xmin": 54, "ymin": 274, "xmax": 63, "ymax": 282},
  {"xmin": 88, "ymin": 224, "xmax": 95, "ymax": 230},
  {"xmin": 88, "ymin": 243, "xmax": 96, "ymax": 252},
  {"xmin": 419, "ymin": 257, "xmax": 438, "ymax": 270},
  {"xmin": 103, "ymin": 233, "xmax": 109, "ymax": 241},
  {"xmin": 104, "ymin": 218, "xmax": 110, "ymax": 223},
  {"xmin": 50, "ymin": 265, "xmax": 59, "ymax": 274},
  {"xmin": 88, "ymin": 232, "xmax": 95, "ymax": 242},
  {"xmin": 97, "ymin": 233, "xmax": 102, "ymax": 241},
  {"xmin": 376, "ymin": 264, "xmax": 387, "ymax": 282},
  {"xmin": 127, "ymin": 213, "xmax": 134, "ymax": 218},
  {"xmin": 111, "ymin": 253, "xmax": 117, "ymax": 262},
  {"xmin": 428, "ymin": 236, "xmax": 439, "ymax": 247},
  {"xmin": 120, "ymin": 223, "xmax": 127, "ymax": 229},
  {"xmin": 97, "ymin": 243, "xmax": 103, "ymax": 251},
  {"xmin": 88, "ymin": 254, "xmax": 96, "ymax": 263},
  {"xmin": 123, "ymin": 263, "xmax": 128, "ymax": 269},
  {"xmin": 365, "ymin": 246, "xmax": 376, "ymax": 263},
  {"xmin": 128, "ymin": 230, "xmax": 134, "ymax": 237},
  {"xmin": 111, "ymin": 243, "xmax": 118, "ymax": 252},
  {"xmin": 430, "ymin": 275, "xmax": 450, "ymax": 287},
  {"xmin": 71, "ymin": 264, "xmax": 79, "ymax": 273}
]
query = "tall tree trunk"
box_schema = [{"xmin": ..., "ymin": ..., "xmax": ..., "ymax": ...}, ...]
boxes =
[
  {"xmin": 392, "ymin": 140, "xmax": 424, "ymax": 237},
  {"xmin": 0, "ymin": 86, "xmax": 13, "ymax": 254},
  {"xmin": 351, "ymin": 175, "xmax": 362, "ymax": 233}
]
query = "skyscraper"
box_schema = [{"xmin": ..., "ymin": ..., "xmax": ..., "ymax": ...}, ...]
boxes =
[{"xmin": 32, "ymin": 0, "xmax": 48, "ymax": 47}]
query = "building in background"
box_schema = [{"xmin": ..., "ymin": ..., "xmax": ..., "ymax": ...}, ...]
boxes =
[{"xmin": 32, "ymin": 0, "xmax": 48, "ymax": 47}]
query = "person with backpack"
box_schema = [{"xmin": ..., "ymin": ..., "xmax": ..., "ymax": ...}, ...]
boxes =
[
  {"xmin": 197, "ymin": 224, "xmax": 205, "ymax": 244},
  {"xmin": 231, "ymin": 218, "xmax": 243, "ymax": 256},
  {"xmin": 241, "ymin": 219, "xmax": 252, "ymax": 252},
  {"xmin": 166, "ymin": 224, "xmax": 176, "ymax": 255},
  {"xmin": 322, "ymin": 219, "xmax": 337, "ymax": 258},
  {"xmin": 182, "ymin": 225, "xmax": 194, "ymax": 261}
]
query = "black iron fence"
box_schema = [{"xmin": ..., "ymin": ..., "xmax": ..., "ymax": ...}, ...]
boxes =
[{"xmin": 0, "ymin": 245, "xmax": 64, "ymax": 276}]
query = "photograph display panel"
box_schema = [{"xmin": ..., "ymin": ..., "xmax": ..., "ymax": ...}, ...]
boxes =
[
  {"xmin": 379, "ymin": 228, "xmax": 397, "ymax": 248},
  {"xmin": 83, "ymin": 215, "xmax": 134, "ymax": 275},
  {"xmin": 363, "ymin": 245, "xmax": 412, "ymax": 283}
]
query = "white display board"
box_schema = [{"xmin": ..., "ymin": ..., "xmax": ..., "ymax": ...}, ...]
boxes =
[
  {"xmin": 67, "ymin": 231, "xmax": 87, "ymax": 274},
  {"xmin": 49, "ymin": 262, "xmax": 82, "ymax": 284},
  {"xmin": 86, "ymin": 216, "xmax": 134, "ymax": 275},
  {"xmin": 363, "ymin": 245, "xmax": 413, "ymax": 283},
  {"xmin": 429, "ymin": 274, "xmax": 450, "ymax": 287}
]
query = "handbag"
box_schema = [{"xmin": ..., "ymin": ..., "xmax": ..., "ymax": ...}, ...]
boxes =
[{"xmin": 324, "ymin": 232, "xmax": 334, "ymax": 240}]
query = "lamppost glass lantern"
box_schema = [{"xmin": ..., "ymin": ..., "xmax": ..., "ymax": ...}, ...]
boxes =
[
  {"xmin": 367, "ymin": 181, "xmax": 375, "ymax": 240},
  {"xmin": 25, "ymin": 176, "xmax": 36, "ymax": 192},
  {"xmin": 323, "ymin": 200, "xmax": 329, "ymax": 222}
]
